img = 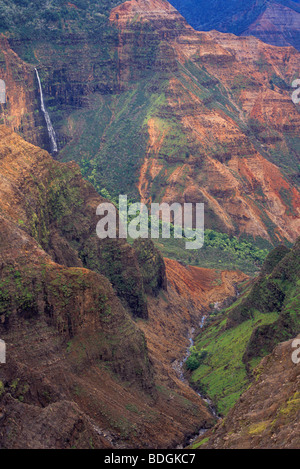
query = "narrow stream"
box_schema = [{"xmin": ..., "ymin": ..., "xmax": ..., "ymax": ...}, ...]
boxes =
[{"xmin": 175, "ymin": 315, "xmax": 220, "ymax": 447}]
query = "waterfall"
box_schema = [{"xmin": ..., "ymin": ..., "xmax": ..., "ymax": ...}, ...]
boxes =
[{"xmin": 35, "ymin": 68, "xmax": 58, "ymax": 153}]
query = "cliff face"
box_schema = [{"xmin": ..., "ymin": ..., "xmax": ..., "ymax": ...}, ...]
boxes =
[
  {"xmin": 228, "ymin": 238, "xmax": 300, "ymax": 357},
  {"xmin": 195, "ymin": 336, "xmax": 300, "ymax": 449},
  {"xmin": 106, "ymin": 0, "xmax": 300, "ymax": 244},
  {"xmin": 0, "ymin": 1, "xmax": 298, "ymax": 449},
  {"xmin": 1, "ymin": 0, "xmax": 299, "ymax": 246},
  {"xmin": 0, "ymin": 126, "xmax": 221, "ymax": 449},
  {"xmin": 0, "ymin": 126, "xmax": 147, "ymax": 319},
  {"xmin": 110, "ymin": 0, "xmax": 188, "ymax": 31},
  {"xmin": 0, "ymin": 1, "xmax": 122, "ymax": 152},
  {"xmin": 170, "ymin": 0, "xmax": 300, "ymax": 51},
  {"xmin": 0, "ymin": 36, "xmax": 48, "ymax": 148},
  {"xmin": 184, "ymin": 237, "xmax": 300, "ymax": 417},
  {"xmin": 243, "ymin": 2, "xmax": 300, "ymax": 50}
]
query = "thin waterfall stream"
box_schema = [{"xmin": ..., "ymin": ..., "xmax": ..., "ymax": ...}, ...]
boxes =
[{"xmin": 35, "ymin": 68, "xmax": 58, "ymax": 154}]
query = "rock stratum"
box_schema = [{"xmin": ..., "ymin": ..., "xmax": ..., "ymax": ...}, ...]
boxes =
[
  {"xmin": 170, "ymin": 0, "xmax": 300, "ymax": 51},
  {"xmin": 1, "ymin": 125, "xmax": 251, "ymax": 448},
  {"xmin": 107, "ymin": 0, "xmax": 300, "ymax": 245},
  {"xmin": 243, "ymin": 2, "xmax": 300, "ymax": 50},
  {"xmin": 1, "ymin": 0, "xmax": 299, "ymax": 246},
  {"xmin": 183, "ymin": 237, "xmax": 300, "ymax": 418},
  {"xmin": 0, "ymin": 0, "xmax": 298, "ymax": 450}
]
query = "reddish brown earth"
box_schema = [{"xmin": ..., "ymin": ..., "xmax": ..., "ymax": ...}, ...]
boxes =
[
  {"xmin": 164, "ymin": 258, "xmax": 248, "ymax": 310},
  {"xmin": 0, "ymin": 126, "xmax": 251, "ymax": 449},
  {"xmin": 138, "ymin": 258, "xmax": 248, "ymax": 425},
  {"xmin": 1, "ymin": 0, "xmax": 299, "ymax": 244},
  {"xmin": 0, "ymin": 35, "xmax": 47, "ymax": 148},
  {"xmin": 243, "ymin": 2, "xmax": 300, "ymax": 49},
  {"xmin": 110, "ymin": 0, "xmax": 300, "ymax": 244}
]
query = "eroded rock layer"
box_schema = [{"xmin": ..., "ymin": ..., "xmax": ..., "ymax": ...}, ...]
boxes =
[
  {"xmin": 0, "ymin": 126, "xmax": 229, "ymax": 449},
  {"xmin": 108, "ymin": 0, "xmax": 300, "ymax": 244}
]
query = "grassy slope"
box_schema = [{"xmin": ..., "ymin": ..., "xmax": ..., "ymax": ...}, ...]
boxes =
[
  {"xmin": 59, "ymin": 81, "xmax": 155, "ymax": 201},
  {"xmin": 153, "ymin": 229, "xmax": 269, "ymax": 276},
  {"xmin": 191, "ymin": 310, "xmax": 279, "ymax": 415},
  {"xmin": 188, "ymin": 240, "xmax": 300, "ymax": 416},
  {"xmin": 0, "ymin": 1, "xmax": 123, "ymax": 38}
]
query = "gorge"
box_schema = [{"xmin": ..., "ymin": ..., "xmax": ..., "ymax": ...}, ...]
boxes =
[{"xmin": 0, "ymin": 0, "xmax": 299, "ymax": 450}]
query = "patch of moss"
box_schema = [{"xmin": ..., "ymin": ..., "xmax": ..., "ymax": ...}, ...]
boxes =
[
  {"xmin": 191, "ymin": 437, "xmax": 210, "ymax": 449},
  {"xmin": 189, "ymin": 239, "xmax": 300, "ymax": 416},
  {"xmin": 248, "ymin": 421, "xmax": 270, "ymax": 436}
]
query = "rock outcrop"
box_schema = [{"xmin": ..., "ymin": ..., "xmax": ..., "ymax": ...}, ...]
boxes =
[
  {"xmin": 108, "ymin": 0, "xmax": 300, "ymax": 244},
  {"xmin": 0, "ymin": 125, "xmax": 147, "ymax": 319},
  {"xmin": 184, "ymin": 237, "xmax": 300, "ymax": 417},
  {"xmin": 0, "ymin": 36, "xmax": 48, "ymax": 148},
  {"xmin": 0, "ymin": 126, "xmax": 219, "ymax": 449},
  {"xmin": 170, "ymin": 0, "xmax": 300, "ymax": 51},
  {"xmin": 1, "ymin": 1, "xmax": 300, "ymax": 245},
  {"xmin": 242, "ymin": 2, "xmax": 300, "ymax": 50}
]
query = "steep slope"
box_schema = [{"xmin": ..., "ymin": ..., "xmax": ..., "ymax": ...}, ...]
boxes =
[
  {"xmin": 186, "ymin": 238, "xmax": 300, "ymax": 416},
  {"xmin": 169, "ymin": 0, "xmax": 300, "ymax": 50},
  {"xmin": 164, "ymin": 258, "xmax": 248, "ymax": 311},
  {"xmin": 136, "ymin": 256, "xmax": 248, "ymax": 444},
  {"xmin": 1, "ymin": 0, "xmax": 299, "ymax": 248},
  {"xmin": 193, "ymin": 336, "xmax": 300, "ymax": 449},
  {"xmin": 0, "ymin": 1, "xmax": 124, "ymax": 152},
  {"xmin": 0, "ymin": 126, "xmax": 217, "ymax": 448},
  {"xmin": 0, "ymin": 35, "xmax": 48, "ymax": 148},
  {"xmin": 63, "ymin": 0, "xmax": 300, "ymax": 246},
  {"xmin": 106, "ymin": 0, "xmax": 299, "ymax": 245},
  {"xmin": 243, "ymin": 2, "xmax": 300, "ymax": 50},
  {"xmin": 0, "ymin": 126, "xmax": 147, "ymax": 319}
]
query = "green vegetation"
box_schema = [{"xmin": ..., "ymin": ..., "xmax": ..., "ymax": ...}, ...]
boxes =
[
  {"xmin": 186, "ymin": 347, "xmax": 208, "ymax": 371},
  {"xmin": 269, "ymin": 73, "xmax": 290, "ymax": 91},
  {"xmin": 191, "ymin": 437, "xmax": 210, "ymax": 449},
  {"xmin": 188, "ymin": 238, "xmax": 300, "ymax": 415},
  {"xmin": 60, "ymin": 82, "xmax": 156, "ymax": 200},
  {"xmin": 190, "ymin": 310, "xmax": 279, "ymax": 415},
  {"xmin": 0, "ymin": 1, "xmax": 123, "ymax": 40},
  {"xmin": 153, "ymin": 228, "xmax": 269, "ymax": 275},
  {"xmin": 133, "ymin": 238, "xmax": 166, "ymax": 296},
  {"xmin": 97, "ymin": 189, "xmax": 269, "ymax": 274}
]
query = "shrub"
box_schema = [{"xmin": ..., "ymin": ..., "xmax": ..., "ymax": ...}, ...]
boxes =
[{"xmin": 186, "ymin": 348, "xmax": 208, "ymax": 371}]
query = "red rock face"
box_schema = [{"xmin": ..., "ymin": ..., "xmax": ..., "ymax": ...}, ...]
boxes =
[
  {"xmin": 243, "ymin": 2, "xmax": 300, "ymax": 49},
  {"xmin": 111, "ymin": 0, "xmax": 300, "ymax": 244},
  {"xmin": 0, "ymin": 0, "xmax": 299, "ymax": 245},
  {"xmin": 110, "ymin": 0, "xmax": 189, "ymax": 31},
  {"xmin": 0, "ymin": 36, "xmax": 48, "ymax": 148},
  {"xmin": 0, "ymin": 126, "xmax": 218, "ymax": 449}
]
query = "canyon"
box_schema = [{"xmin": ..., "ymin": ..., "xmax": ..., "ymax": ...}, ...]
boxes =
[
  {"xmin": 0, "ymin": 0, "xmax": 299, "ymax": 450},
  {"xmin": 0, "ymin": 125, "xmax": 248, "ymax": 448},
  {"xmin": 193, "ymin": 335, "xmax": 300, "ymax": 449},
  {"xmin": 1, "ymin": 0, "xmax": 299, "ymax": 246}
]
